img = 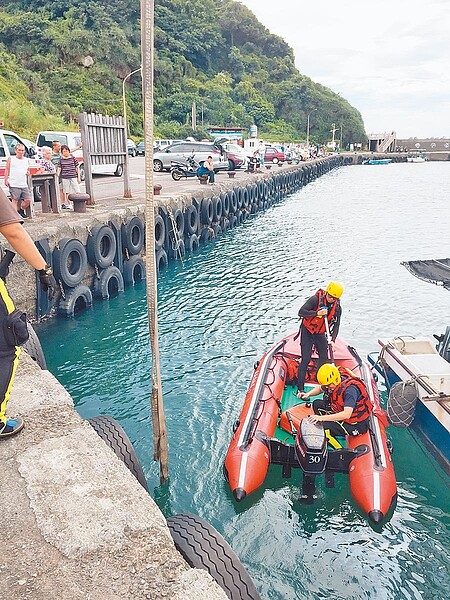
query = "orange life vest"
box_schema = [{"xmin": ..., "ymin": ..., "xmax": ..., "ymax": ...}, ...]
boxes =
[
  {"xmin": 329, "ymin": 368, "xmax": 372, "ymax": 424},
  {"xmin": 302, "ymin": 289, "xmax": 339, "ymax": 335}
]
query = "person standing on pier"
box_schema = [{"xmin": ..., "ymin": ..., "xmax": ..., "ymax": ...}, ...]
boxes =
[
  {"xmin": 295, "ymin": 281, "xmax": 343, "ymax": 395},
  {"xmin": 0, "ymin": 187, "xmax": 59, "ymax": 438},
  {"xmin": 3, "ymin": 143, "xmax": 32, "ymax": 218}
]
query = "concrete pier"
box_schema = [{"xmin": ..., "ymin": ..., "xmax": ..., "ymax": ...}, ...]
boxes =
[{"xmin": 0, "ymin": 352, "xmax": 227, "ymax": 599}]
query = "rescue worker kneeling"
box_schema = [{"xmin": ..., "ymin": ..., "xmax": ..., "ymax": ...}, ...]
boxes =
[{"xmin": 298, "ymin": 363, "xmax": 372, "ymax": 444}]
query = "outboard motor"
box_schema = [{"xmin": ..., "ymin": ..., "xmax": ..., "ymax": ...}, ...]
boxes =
[
  {"xmin": 295, "ymin": 419, "xmax": 328, "ymax": 474},
  {"xmin": 294, "ymin": 419, "xmax": 328, "ymax": 503}
]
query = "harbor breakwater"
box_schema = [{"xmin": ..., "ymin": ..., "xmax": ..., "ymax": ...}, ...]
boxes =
[{"xmin": 2, "ymin": 156, "xmax": 342, "ymax": 322}]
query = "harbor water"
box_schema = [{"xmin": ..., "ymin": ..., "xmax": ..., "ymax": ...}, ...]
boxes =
[{"xmin": 36, "ymin": 162, "xmax": 450, "ymax": 600}]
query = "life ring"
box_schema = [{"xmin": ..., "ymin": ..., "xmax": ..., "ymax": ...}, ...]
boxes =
[
  {"xmin": 220, "ymin": 192, "xmax": 230, "ymax": 217},
  {"xmin": 123, "ymin": 256, "xmax": 145, "ymax": 286},
  {"xmin": 184, "ymin": 204, "xmax": 199, "ymax": 236},
  {"xmin": 121, "ymin": 216, "xmax": 145, "ymax": 256},
  {"xmin": 58, "ymin": 284, "xmax": 93, "ymax": 318},
  {"xmin": 199, "ymin": 228, "xmax": 212, "ymax": 244},
  {"xmin": 154, "ymin": 214, "xmax": 166, "ymax": 251},
  {"xmin": 186, "ymin": 233, "xmax": 199, "ymax": 252},
  {"xmin": 53, "ymin": 238, "xmax": 88, "ymax": 288},
  {"xmin": 212, "ymin": 196, "xmax": 222, "ymax": 222},
  {"xmin": 93, "ymin": 265, "xmax": 124, "ymax": 299},
  {"xmin": 88, "ymin": 415, "xmax": 148, "ymax": 491},
  {"xmin": 200, "ymin": 198, "xmax": 213, "ymax": 225},
  {"xmin": 156, "ymin": 248, "xmax": 168, "ymax": 272},
  {"xmin": 166, "ymin": 513, "xmax": 260, "ymax": 600},
  {"xmin": 86, "ymin": 224, "xmax": 116, "ymax": 269}
]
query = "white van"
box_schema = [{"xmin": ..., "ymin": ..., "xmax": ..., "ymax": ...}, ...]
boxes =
[{"xmin": 36, "ymin": 131, "xmax": 123, "ymax": 180}]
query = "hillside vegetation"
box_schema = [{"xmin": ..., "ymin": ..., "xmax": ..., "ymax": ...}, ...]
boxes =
[{"xmin": 0, "ymin": 0, "xmax": 366, "ymax": 145}]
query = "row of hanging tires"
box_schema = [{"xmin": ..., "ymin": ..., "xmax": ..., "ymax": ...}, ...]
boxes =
[
  {"xmin": 156, "ymin": 159, "xmax": 341, "ymax": 271},
  {"xmin": 50, "ymin": 216, "xmax": 146, "ymax": 318},
  {"xmin": 46, "ymin": 160, "xmax": 341, "ymax": 317}
]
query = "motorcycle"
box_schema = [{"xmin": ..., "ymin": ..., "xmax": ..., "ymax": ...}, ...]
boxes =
[{"xmin": 170, "ymin": 154, "xmax": 201, "ymax": 181}]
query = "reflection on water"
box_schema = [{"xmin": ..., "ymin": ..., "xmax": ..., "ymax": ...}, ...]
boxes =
[{"xmin": 38, "ymin": 162, "xmax": 450, "ymax": 599}]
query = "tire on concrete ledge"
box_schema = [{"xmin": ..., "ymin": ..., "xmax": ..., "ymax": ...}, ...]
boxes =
[
  {"xmin": 166, "ymin": 513, "xmax": 260, "ymax": 600},
  {"xmin": 58, "ymin": 284, "xmax": 93, "ymax": 318},
  {"xmin": 22, "ymin": 322, "xmax": 47, "ymax": 369},
  {"xmin": 88, "ymin": 415, "xmax": 148, "ymax": 492}
]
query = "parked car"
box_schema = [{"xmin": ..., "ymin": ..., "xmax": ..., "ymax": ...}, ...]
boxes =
[
  {"xmin": 153, "ymin": 141, "xmax": 227, "ymax": 172},
  {"xmin": 0, "ymin": 128, "xmax": 40, "ymax": 197},
  {"xmin": 263, "ymin": 146, "xmax": 286, "ymax": 163},
  {"xmin": 136, "ymin": 141, "xmax": 145, "ymax": 156},
  {"xmin": 127, "ymin": 139, "xmax": 137, "ymax": 157},
  {"xmin": 153, "ymin": 139, "xmax": 183, "ymax": 151},
  {"xmin": 36, "ymin": 130, "xmax": 124, "ymax": 180},
  {"xmin": 223, "ymin": 143, "xmax": 246, "ymax": 170}
]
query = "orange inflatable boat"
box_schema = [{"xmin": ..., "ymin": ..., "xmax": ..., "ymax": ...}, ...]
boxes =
[{"xmin": 223, "ymin": 333, "xmax": 397, "ymax": 524}]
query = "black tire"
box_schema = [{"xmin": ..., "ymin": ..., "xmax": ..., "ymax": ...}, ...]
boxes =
[
  {"xmin": 93, "ymin": 265, "xmax": 124, "ymax": 299},
  {"xmin": 167, "ymin": 513, "xmax": 260, "ymax": 600},
  {"xmin": 114, "ymin": 164, "xmax": 124, "ymax": 177},
  {"xmin": 272, "ymin": 157, "xmax": 279, "ymax": 164},
  {"xmin": 212, "ymin": 196, "xmax": 222, "ymax": 222},
  {"xmin": 184, "ymin": 204, "xmax": 199, "ymax": 236},
  {"xmin": 86, "ymin": 224, "xmax": 116, "ymax": 269},
  {"xmin": 87, "ymin": 415, "xmax": 148, "ymax": 492},
  {"xmin": 53, "ymin": 238, "xmax": 88, "ymax": 288},
  {"xmin": 228, "ymin": 159, "xmax": 236, "ymax": 171},
  {"xmin": 154, "ymin": 214, "xmax": 166, "ymax": 251},
  {"xmin": 58, "ymin": 284, "xmax": 93, "ymax": 318},
  {"xmin": 171, "ymin": 169, "xmax": 183, "ymax": 181},
  {"xmin": 122, "ymin": 216, "xmax": 145, "ymax": 256},
  {"xmin": 200, "ymin": 198, "xmax": 213, "ymax": 225},
  {"xmin": 22, "ymin": 322, "xmax": 47, "ymax": 369},
  {"xmin": 199, "ymin": 228, "xmax": 211, "ymax": 244},
  {"xmin": 153, "ymin": 159, "xmax": 163, "ymax": 172},
  {"xmin": 186, "ymin": 233, "xmax": 199, "ymax": 252},
  {"xmin": 156, "ymin": 248, "xmax": 168, "ymax": 272},
  {"xmin": 123, "ymin": 256, "xmax": 145, "ymax": 286}
]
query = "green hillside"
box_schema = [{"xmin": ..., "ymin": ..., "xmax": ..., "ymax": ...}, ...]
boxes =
[{"xmin": 0, "ymin": 0, "xmax": 366, "ymax": 145}]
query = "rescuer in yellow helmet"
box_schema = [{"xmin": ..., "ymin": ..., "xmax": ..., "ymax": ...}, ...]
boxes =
[
  {"xmin": 300, "ymin": 363, "xmax": 373, "ymax": 441},
  {"xmin": 295, "ymin": 282, "xmax": 343, "ymax": 396}
]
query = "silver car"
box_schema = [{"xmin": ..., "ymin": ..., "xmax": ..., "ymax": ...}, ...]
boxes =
[{"xmin": 153, "ymin": 141, "xmax": 227, "ymax": 172}]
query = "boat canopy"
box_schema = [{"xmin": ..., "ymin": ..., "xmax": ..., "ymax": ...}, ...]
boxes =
[{"xmin": 402, "ymin": 259, "xmax": 450, "ymax": 290}]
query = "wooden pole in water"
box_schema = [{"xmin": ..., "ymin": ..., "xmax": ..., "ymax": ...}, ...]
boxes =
[{"xmin": 140, "ymin": 0, "xmax": 169, "ymax": 483}]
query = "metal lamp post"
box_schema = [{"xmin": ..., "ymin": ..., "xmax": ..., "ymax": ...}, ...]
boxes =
[
  {"xmin": 306, "ymin": 109, "xmax": 317, "ymax": 147},
  {"xmin": 122, "ymin": 67, "xmax": 142, "ymax": 139}
]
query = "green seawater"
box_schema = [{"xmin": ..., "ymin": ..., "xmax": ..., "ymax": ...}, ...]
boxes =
[{"xmin": 37, "ymin": 163, "xmax": 450, "ymax": 599}]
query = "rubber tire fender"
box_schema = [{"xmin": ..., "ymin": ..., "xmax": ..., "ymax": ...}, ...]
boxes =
[
  {"xmin": 228, "ymin": 190, "xmax": 238, "ymax": 214},
  {"xmin": 199, "ymin": 228, "xmax": 212, "ymax": 244},
  {"xmin": 122, "ymin": 256, "xmax": 145, "ymax": 286},
  {"xmin": 22, "ymin": 322, "xmax": 47, "ymax": 369},
  {"xmin": 156, "ymin": 248, "xmax": 168, "ymax": 272},
  {"xmin": 212, "ymin": 196, "xmax": 222, "ymax": 222},
  {"xmin": 93, "ymin": 265, "xmax": 124, "ymax": 299},
  {"xmin": 121, "ymin": 216, "xmax": 145, "ymax": 256},
  {"xmin": 186, "ymin": 233, "xmax": 199, "ymax": 252},
  {"xmin": 58, "ymin": 284, "xmax": 93, "ymax": 318},
  {"xmin": 53, "ymin": 238, "xmax": 88, "ymax": 288},
  {"xmin": 242, "ymin": 187, "xmax": 249, "ymax": 209},
  {"xmin": 86, "ymin": 224, "xmax": 116, "ymax": 269},
  {"xmin": 229, "ymin": 215, "xmax": 237, "ymax": 228},
  {"xmin": 200, "ymin": 198, "xmax": 213, "ymax": 225},
  {"xmin": 184, "ymin": 204, "xmax": 199, "ymax": 236},
  {"xmin": 170, "ymin": 208, "xmax": 184, "ymax": 240},
  {"xmin": 221, "ymin": 192, "xmax": 230, "ymax": 217},
  {"xmin": 154, "ymin": 214, "xmax": 166, "ymax": 251},
  {"xmin": 166, "ymin": 513, "xmax": 261, "ymax": 600},
  {"xmin": 87, "ymin": 415, "xmax": 148, "ymax": 492}
]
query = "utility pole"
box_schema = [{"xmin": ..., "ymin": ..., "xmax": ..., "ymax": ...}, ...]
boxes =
[{"xmin": 330, "ymin": 123, "xmax": 338, "ymax": 149}]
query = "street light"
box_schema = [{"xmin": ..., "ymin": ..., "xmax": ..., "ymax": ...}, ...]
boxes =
[
  {"xmin": 122, "ymin": 67, "xmax": 142, "ymax": 138},
  {"xmin": 306, "ymin": 109, "xmax": 317, "ymax": 147}
]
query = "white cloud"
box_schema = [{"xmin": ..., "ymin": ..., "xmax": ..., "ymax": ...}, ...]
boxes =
[{"xmin": 239, "ymin": 0, "xmax": 450, "ymax": 137}]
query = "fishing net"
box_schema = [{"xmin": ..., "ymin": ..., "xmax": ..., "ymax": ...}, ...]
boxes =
[
  {"xmin": 387, "ymin": 381, "xmax": 418, "ymax": 427},
  {"xmin": 402, "ymin": 259, "xmax": 450, "ymax": 290}
]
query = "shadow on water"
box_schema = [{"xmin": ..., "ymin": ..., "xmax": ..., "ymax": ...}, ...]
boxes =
[{"xmin": 37, "ymin": 163, "xmax": 450, "ymax": 599}]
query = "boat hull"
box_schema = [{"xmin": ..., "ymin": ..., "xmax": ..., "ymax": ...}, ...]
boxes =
[{"xmin": 224, "ymin": 333, "xmax": 398, "ymax": 522}]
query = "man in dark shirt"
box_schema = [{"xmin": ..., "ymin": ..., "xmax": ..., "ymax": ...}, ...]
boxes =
[{"xmin": 296, "ymin": 282, "xmax": 343, "ymax": 395}]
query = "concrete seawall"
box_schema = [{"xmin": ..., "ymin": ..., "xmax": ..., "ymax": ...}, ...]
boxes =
[{"xmin": 1, "ymin": 351, "xmax": 227, "ymax": 599}]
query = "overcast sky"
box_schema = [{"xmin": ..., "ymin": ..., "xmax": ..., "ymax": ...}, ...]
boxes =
[{"xmin": 240, "ymin": 0, "xmax": 450, "ymax": 139}]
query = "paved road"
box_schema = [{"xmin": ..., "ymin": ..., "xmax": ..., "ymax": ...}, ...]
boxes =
[{"xmin": 87, "ymin": 156, "xmax": 292, "ymax": 202}]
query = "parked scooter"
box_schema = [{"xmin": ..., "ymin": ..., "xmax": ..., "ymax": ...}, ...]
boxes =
[{"xmin": 170, "ymin": 154, "xmax": 201, "ymax": 181}]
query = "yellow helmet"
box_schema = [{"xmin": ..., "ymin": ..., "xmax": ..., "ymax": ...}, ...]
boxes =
[
  {"xmin": 317, "ymin": 363, "xmax": 341, "ymax": 386},
  {"xmin": 326, "ymin": 281, "xmax": 344, "ymax": 299}
]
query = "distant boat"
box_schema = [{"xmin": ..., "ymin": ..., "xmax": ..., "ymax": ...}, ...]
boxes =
[
  {"xmin": 407, "ymin": 156, "xmax": 427, "ymax": 163},
  {"xmin": 363, "ymin": 158, "xmax": 391, "ymax": 165}
]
